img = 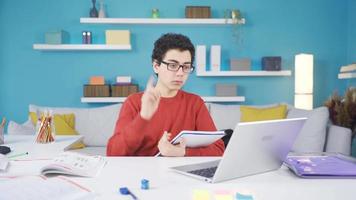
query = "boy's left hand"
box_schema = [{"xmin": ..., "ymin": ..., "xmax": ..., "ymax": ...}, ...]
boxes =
[{"xmin": 158, "ymin": 131, "xmax": 186, "ymax": 157}]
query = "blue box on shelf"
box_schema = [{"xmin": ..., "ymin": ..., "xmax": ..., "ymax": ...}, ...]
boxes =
[
  {"xmin": 45, "ymin": 30, "xmax": 69, "ymax": 44},
  {"xmin": 262, "ymin": 56, "xmax": 282, "ymax": 71}
]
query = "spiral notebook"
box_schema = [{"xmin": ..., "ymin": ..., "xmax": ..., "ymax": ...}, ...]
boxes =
[
  {"xmin": 155, "ymin": 130, "xmax": 225, "ymax": 156},
  {"xmin": 284, "ymin": 153, "xmax": 356, "ymax": 178}
]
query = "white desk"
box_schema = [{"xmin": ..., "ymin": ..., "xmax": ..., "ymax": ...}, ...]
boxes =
[
  {"xmin": 68, "ymin": 157, "xmax": 356, "ymax": 200},
  {"xmin": 3, "ymin": 135, "xmax": 83, "ymax": 159},
  {"xmin": 2, "ymin": 136, "xmax": 356, "ymax": 200}
]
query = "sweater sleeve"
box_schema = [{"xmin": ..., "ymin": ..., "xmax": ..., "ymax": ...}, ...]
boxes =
[
  {"xmin": 185, "ymin": 100, "xmax": 225, "ymax": 156},
  {"xmin": 106, "ymin": 97, "xmax": 150, "ymax": 156}
]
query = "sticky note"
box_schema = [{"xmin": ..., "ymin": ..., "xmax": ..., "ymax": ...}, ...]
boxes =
[
  {"xmin": 236, "ymin": 192, "xmax": 253, "ymax": 200},
  {"xmin": 193, "ymin": 189, "xmax": 210, "ymax": 200}
]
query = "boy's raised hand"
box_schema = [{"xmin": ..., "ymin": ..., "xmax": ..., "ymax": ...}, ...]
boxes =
[{"xmin": 140, "ymin": 76, "xmax": 161, "ymax": 120}]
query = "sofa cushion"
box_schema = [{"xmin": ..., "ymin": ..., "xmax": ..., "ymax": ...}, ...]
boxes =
[
  {"xmin": 287, "ymin": 106, "xmax": 329, "ymax": 152},
  {"xmin": 29, "ymin": 104, "xmax": 121, "ymax": 146},
  {"xmin": 240, "ymin": 105, "xmax": 287, "ymax": 122},
  {"xmin": 209, "ymin": 104, "xmax": 241, "ymax": 130},
  {"xmin": 209, "ymin": 103, "xmax": 280, "ymax": 130},
  {"xmin": 7, "ymin": 120, "xmax": 35, "ymax": 135}
]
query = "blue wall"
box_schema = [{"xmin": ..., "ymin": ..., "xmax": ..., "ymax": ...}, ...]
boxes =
[
  {"xmin": 347, "ymin": 0, "xmax": 356, "ymax": 89},
  {"xmin": 0, "ymin": 0, "xmax": 351, "ymax": 124}
]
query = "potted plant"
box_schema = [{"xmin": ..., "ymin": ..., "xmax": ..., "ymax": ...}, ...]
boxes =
[{"xmin": 324, "ymin": 87, "xmax": 356, "ymax": 137}]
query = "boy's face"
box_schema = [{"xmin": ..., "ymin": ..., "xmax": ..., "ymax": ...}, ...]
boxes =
[{"xmin": 153, "ymin": 49, "xmax": 192, "ymax": 92}]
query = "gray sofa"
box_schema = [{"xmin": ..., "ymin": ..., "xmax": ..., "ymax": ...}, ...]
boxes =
[{"xmin": 8, "ymin": 103, "xmax": 352, "ymax": 156}]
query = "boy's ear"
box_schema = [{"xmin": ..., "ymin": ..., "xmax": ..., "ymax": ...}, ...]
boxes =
[{"xmin": 152, "ymin": 60, "xmax": 160, "ymax": 74}]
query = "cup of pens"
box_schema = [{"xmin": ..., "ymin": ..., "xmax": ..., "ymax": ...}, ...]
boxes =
[{"xmin": 35, "ymin": 111, "xmax": 55, "ymax": 143}]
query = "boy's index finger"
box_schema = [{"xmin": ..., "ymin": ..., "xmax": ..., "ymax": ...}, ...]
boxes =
[{"xmin": 145, "ymin": 75, "xmax": 156, "ymax": 91}]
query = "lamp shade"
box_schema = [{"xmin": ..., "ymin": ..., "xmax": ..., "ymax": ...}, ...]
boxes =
[{"xmin": 294, "ymin": 54, "xmax": 314, "ymax": 110}]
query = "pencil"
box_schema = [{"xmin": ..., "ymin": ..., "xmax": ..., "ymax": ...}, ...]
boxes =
[{"xmin": 8, "ymin": 152, "xmax": 29, "ymax": 159}]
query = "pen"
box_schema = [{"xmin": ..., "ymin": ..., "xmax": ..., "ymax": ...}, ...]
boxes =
[
  {"xmin": 8, "ymin": 152, "xmax": 29, "ymax": 159},
  {"xmin": 119, "ymin": 187, "xmax": 138, "ymax": 200}
]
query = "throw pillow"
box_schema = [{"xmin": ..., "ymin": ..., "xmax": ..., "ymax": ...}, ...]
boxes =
[
  {"xmin": 29, "ymin": 112, "xmax": 85, "ymax": 149},
  {"xmin": 287, "ymin": 107, "xmax": 329, "ymax": 152},
  {"xmin": 240, "ymin": 105, "xmax": 287, "ymax": 122}
]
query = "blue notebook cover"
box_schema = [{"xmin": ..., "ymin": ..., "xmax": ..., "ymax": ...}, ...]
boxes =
[{"xmin": 284, "ymin": 153, "xmax": 356, "ymax": 178}]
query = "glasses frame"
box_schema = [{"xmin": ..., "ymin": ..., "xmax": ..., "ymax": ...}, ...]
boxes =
[{"xmin": 160, "ymin": 61, "xmax": 195, "ymax": 74}]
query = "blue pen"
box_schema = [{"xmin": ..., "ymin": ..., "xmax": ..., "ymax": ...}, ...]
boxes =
[{"xmin": 119, "ymin": 187, "xmax": 138, "ymax": 200}]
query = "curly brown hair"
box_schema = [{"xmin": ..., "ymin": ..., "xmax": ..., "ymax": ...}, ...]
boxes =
[{"xmin": 151, "ymin": 33, "xmax": 195, "ymax": 64}]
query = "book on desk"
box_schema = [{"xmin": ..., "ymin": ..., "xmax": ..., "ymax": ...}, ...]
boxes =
[{"xmin": 40, "ymin": 152, "xmax": 106, "ymax": 177}]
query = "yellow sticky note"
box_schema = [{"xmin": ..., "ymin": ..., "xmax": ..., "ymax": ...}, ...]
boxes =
[{"xmin": 193, "ymin": 190, "xmax": 210, "ymax": 200}]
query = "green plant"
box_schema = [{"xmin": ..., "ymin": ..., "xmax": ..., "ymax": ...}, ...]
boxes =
[{"xmin": 325, "ymin": 87, "xmax": 356, "ymax": 137}]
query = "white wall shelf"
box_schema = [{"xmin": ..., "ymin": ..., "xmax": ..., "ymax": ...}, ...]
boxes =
[
  {"xmin": 80, "ymin": 18, "xmax": 245, "ymax": 25},
  {"xmin": 33, "ymin": 44, "xmax": 132, "ymax": 51},
  {"xmin": 196, "ymin": 70, "xmax": 292, "ymax": 77},
  {"xmin": 338, "ymin": 72, "xmax": 356, "ymax": 79},
  {"xmin": 81, "ymin": 96, "xmax": 245, "ymax": 103}
]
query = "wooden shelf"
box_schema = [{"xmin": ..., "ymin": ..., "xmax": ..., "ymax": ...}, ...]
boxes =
[
  {"xmin": 196, "ymin": 70, "xmax": 292, "ymax": 77},
  {"xmin": 81, "ymin": 96, "xmax": 245, "ymax": 103},
  {"xmin": 33, "ymin": 44, "xmax": 132, "ymax": 51},
  {"xmin": 338, "ymin": 72, "xmax": 356, "ymax": 79},
  {"xmin": 80, "ymin": 18, "xmax": 245, "ymax": 25}
]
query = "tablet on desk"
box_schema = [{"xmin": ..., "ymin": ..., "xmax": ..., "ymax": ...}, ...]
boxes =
[{"xmin": 155, "ymin": 130, "xmax": 225, "ymax": 156}]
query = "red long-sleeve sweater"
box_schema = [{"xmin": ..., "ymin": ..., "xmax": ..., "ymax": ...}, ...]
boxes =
[{"xmin": 107, "ymin": 90, "xmax": 225, "ymax": 156}]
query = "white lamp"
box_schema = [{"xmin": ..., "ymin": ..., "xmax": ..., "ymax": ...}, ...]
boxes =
[{"xmin": 294, "ymin": 54, "xmax": 314, "ymax": 110}]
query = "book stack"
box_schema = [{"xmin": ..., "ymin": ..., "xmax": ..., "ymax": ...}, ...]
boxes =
[
  {"xmin": 111, "ymin": 76, "xmax": 138, "ymax": 97},
  {"xmin": 339, "ymin": 64, "xmax": 356, "ymax": 79},
  {"xmin": 83, "ymin": 76, "xmax": 110, "ymax": 97},
  {"xmin": 185, "ymin": 6, "xmax": 211, "ymax": 18},
  {"xmin": 35, "ymin": 113, "xmax": 55, "ymax": 143},
  {"xmin": 340, "ymin": 64, "xmax": 356, "ymax": 73}
]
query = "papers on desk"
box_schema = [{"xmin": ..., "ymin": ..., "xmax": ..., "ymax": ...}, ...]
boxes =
[
  {"xmin": 285, "ymin": 153, "xmax": 356, "ymax": 178},
  {"xmin": 0, "ymin": 175, "xmax": 95, "ymax": 200},
  {"xmin": 0, "ymin": 154, "xmax": 9, "ymax": 172},
  {"xmin": 156, "ymin": 130, "xmax": 225, "ymax": 156},
  {"xmin": 40, "ymin": 152, "xmax": 107, "ymax": 177}
]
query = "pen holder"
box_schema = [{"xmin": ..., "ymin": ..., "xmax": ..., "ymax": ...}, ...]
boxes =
[{"xmin": 35, "ymin": 112, "xmax": 55, "ymax": 143}]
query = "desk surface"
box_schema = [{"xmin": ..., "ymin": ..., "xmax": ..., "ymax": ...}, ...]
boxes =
[
  {"xmin": 2, "ymin": 136, "xmax": 356, "ymax": 200},
  {"xmin": 70, "ymin": 157, "xmax": 356, "ymax": 200},
  {"xmin": 4, "ymin": 135, "xmax": 83, "ymax": 159}
]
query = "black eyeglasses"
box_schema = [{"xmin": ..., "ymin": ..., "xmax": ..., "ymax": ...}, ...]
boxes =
[{"xmin": 161, "ymin": 61, "xmax": 195, "ymax": 74}]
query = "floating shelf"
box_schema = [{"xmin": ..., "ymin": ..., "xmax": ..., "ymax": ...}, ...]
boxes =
[
  {"xmin": 33, "ymin": 44, "xmax": 132, "ymax": 51},
  {"xmin": 338, "ymin": 72, "xmax": 356, "ymax": 79},
  {"xmin": 196, "ymin": 70, "xmax": 292, "ymax": 77},
  {"xmin": 80, "ymin": 18, "xmax": 245, "ymax": 25},
  {"xmin": 81, "ymin": 96, "xmax": 245, "ymax": 103}
]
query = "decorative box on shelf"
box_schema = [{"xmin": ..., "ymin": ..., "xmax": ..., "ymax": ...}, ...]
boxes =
[
  {"xmin": 83, "ymin": 85, "xmax": 110, "ymax": 97},
  {"xmin": 111, "ymin": 84, "xmax": 138, "ymax": 97},
  {"xmin": 45, "ymin": 30, "xmax": 69, "ymax": 44}
]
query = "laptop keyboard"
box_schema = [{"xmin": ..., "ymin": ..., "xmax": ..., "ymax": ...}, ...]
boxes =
[{"xmin": 188, "ymin": 166, "xmax": 218, "ymax": 178}]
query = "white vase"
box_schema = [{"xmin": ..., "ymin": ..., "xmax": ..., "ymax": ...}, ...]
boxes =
[{"xmin": 98, "ymin": 1, "xmax": 106, "ymax": 18}]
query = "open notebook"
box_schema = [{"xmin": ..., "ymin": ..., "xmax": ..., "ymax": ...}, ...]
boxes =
[
  {"xmin": 285, "ymin": 153, "xmax": 356, "ymax": 178},
  {"xmin": 40, "ymin": 152, "xmax": 107, "ymax": 177}
]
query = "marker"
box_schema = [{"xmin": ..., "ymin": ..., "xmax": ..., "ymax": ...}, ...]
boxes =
[
  {"xmin": 8, "ymin": 152, "xmax": 29, "ymax": 159},
  {"xmin": 119, "ymin": 187, "xmax": 138, "ymax": 200}
]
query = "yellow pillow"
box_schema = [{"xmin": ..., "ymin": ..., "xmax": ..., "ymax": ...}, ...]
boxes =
[
  {"xmin": 29, "ymin": 112, "xmax": 85, "ymax": 149},
  {"xmin": 240, "ymin": 105, "xmax": 287, "ymax": 122}
]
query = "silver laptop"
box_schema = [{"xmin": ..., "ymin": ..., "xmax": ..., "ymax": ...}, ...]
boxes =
[{"xmin": 170, "ymin": 118, "xmax": 306, "ymax": 183}]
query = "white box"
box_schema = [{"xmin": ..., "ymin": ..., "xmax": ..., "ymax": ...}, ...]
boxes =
[
  {"xmin": 116, "ymin": 76, "xmax": 132, "ymax": 83},
  {"xmin": 196, "ymin": 45, "xmax": 206, "ymax": 74},
  {"xmin": 210, "ymin": 45, "xmax": 221, "ymax": 72}
]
